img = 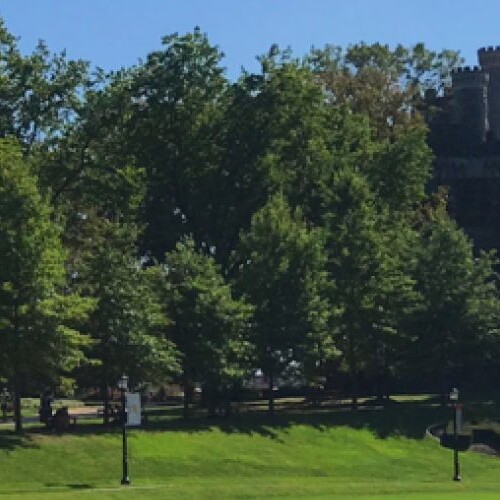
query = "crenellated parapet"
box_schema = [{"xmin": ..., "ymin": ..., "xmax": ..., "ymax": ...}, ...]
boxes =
[
  {"xmin": 450, "ymin": 65, "xmax": 489, "ymax": 142},
  {"xmin": 432, "ymin": 45, "xmax": 500, "ymax": 148},
  {"xmin": 478, "ymin": 46, "xmax": 500, "ymax": 68},
  {"xmin": 451, "ymin": 66, "xmax": 489, "ymax": 88}
]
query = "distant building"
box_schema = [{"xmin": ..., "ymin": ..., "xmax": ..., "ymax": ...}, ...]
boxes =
[{"xmin": 430, "ymin": 47, "xmax": 500, "ymax": 250}]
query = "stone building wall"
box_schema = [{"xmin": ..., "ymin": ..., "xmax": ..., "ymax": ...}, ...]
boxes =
[{"xmin": 433, "ymin": 47, "xmax": 500, "ymax": 251}]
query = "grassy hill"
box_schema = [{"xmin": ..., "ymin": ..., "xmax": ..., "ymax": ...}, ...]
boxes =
[{"xmin": 1, "ymin": 402, "xmax": 500, "ymax": 498}]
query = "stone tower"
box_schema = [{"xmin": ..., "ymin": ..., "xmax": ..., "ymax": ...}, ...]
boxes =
[
  {"xmin": 478, "ymin": 46, "xmax": 500, "ymax": 140},
  {"xmin": 450, "ymin": 66, "xmax": 489, "ymax": 143},
  {"xmin": 432, "ymin": 47, "xmax": 500, "ymax": 252}
]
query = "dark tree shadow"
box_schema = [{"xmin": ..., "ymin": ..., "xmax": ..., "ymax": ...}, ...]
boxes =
[
  {"xmin": 137, "ymin": 400, "xmax": 452, "ymax": 441},
  {"xmin": 0, "ymin": 399, "xmax": 454, "ymax": 446},
  {"xmin": 0, "ymin": 430, "xmax": 37, "ymax": 452}
]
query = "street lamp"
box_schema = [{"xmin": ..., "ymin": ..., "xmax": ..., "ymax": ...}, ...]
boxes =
[
  {"xmin": 118, "ymin": 374, "xmax": 130, "ymax": 485},
  {"xmin": 449, "ymin": 387, "xmax": 461, "ymax": 482}
]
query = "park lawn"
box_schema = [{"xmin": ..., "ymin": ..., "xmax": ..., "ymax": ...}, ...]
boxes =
[{"xmin": 0, "ymin": 407, "xmax": 500, "ymax": 498}]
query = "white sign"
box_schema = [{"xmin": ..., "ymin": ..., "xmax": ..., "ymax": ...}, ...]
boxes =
[{"xmin": 126, "ymin": 392, "xmax": 142, "ymax": 427}]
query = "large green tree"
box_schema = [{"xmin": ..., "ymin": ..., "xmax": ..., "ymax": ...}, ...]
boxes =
[
  {"xmin": 406, "ymin": 201, "xmax": 500, "ymax": 395},
  {"xmin": 49, "ymin": 29, "xmax": 228, "ymax": 261},
  {"xmin": 122, "ymin": 29, "xmax": 228, "ymax": 259},
  {"xmin": 0, "ymin": 20, "xmax": 88, "ymax": 149},
  {"xmin": 0, "ymin": 139, "xmax": 93, "ymax": 432},
  {"xmin": 75, "ymin": 222, "xmax": 179, "ymax": 423},
  {"xmin": 235, "ymin": 194, "xmax": 334, "ymax": 412},
  {"xmin": 212, "ymin": 51, "xmax": 370, "ymax": 266},
  {"xmin": 158, "ymin": 239, "xmax": 253, "ymax": 418},
  {"xmin": 307, "ymin": 42, "xmax": 462, "ymax": 139},
  {"xmin": 322, "ymin": 167, "xmax": 420, "ymax": 406}
]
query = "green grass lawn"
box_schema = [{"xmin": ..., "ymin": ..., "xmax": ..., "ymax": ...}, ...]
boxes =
[{"xmin": 0, "ymin": 403, "xmax": 499, "ymax": 498}]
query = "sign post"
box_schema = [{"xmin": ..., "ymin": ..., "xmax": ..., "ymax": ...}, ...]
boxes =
[
  {"xmin": 449, "ymin": 388, "xmax": 461, "ymax": 482},
  {"xmin": 118, "ymin": 375, "xmax": 130, "ymax": 486}
]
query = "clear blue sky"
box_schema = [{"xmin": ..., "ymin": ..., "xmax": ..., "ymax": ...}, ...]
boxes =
[{"xmin": 1, "ymin": 0, "xmax": 500, "ymax": 79}]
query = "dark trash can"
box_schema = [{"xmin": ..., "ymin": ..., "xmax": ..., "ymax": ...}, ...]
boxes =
[{"xmin": 440, "ymin": 432, "xmax": 471, "ymax": 451}]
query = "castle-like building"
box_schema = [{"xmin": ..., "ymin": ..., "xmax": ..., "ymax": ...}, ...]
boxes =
[{"xmin": 431, "ymin": 47, "xmax": 500, "ymax": 251}]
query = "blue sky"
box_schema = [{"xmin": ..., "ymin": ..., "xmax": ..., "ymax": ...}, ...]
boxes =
[{"xmin": 1, "ymin": 1, "xmax": 500, "ymax": 79}]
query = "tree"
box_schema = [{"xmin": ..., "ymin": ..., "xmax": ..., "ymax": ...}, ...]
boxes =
[
  {"xmin": 74, "ymin": 222, "xmax": 179, "ymax": 423},
  {"xmin": 364, "ymin": 125, "xmax": 432, "ymax": 214},
  {"xmin": 406, "ymin": 202, "xmax": 500, "ymax": 396},
  {"xmin": 0, "ymin": 19, "xmax": 88, "ymax": 149},
  {"xmin": 322, "ymin": 167, "xmax": 418, "ymax": 407},
  {"xmin": 235, "ymin": 194, "xmax": 334, "ymax": 412},
  {"xmin": 122, "ymin": 28, "xmax": 228, "ymax": 259},
  {"xmin": 211, "ymin": 51, "xmax": 369, "ymax": 266},
  {"xmin": 158, "ymin": 239, "xmax": 253, "ymax": 418},
  {"xmin": 0, "ymin": 139, "xmax": 93, "ymax": 432},
  {"xmin": 307, "ymin": 42, "xmax": 463, "ymax": 139}
]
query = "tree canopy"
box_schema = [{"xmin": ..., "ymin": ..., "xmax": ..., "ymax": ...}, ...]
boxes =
[{"xmin": 0, "ymin": 18, "xmax": 498, "ymax": 419}]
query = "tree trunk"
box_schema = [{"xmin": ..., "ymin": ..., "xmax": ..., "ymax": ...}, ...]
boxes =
[
  {"xmin": 440, "ymin": 358, "xmax": 451, "ymax": 407},
  {"xmin": 375, "ymin": 357, "xmax": 389, "ymax": 403},
  {"xmin": 13, "ymin": 388, "xmax": 22, "ymax": 434},
  {"xmin": 183, "ymin": 377, "xmax": 191, "ymax": 419},
  {"xmin": 203, "ymin": 384, "xmax": 217, "ymax": 418},
  {"xmin": 223, "ymin": 392, "xmax": 232, "ymax": 418},
  {"xmin": 348, "ymin": 338, "xmax": 358, "ymax": 411},
  {"xmin": 101, "ymin": 382, "xmax": 110, "ymax": 425},
  {"xmin": 268, "ymin": 372, "xmax": 275, "ymax": 413},
  {"xmin": 12, "ymin": 307, "xmax": 23, "ymax": 433},
  {"xmin": 351, "ymin": 374, "xmax": 359, "ymax": 410}
]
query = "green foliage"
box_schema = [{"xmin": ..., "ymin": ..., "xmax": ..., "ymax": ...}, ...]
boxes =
[
  {"xmin": 0, "ymin": 19, "xmax": 88, "ymax": 147},
  {"xmin": 322, "ymin": 168, "xmax": 385, "ymax": 399},
  {"xmin": 367, "ymin": 125, "xmax": 433, "ymax": 213},
  {"xmin": 36, "ymin": 67, "xmax": 147, "ymax": 222},
  {"xmin": 322, "ymin": 166, "xmax": 424, "ymax": 401},
  {"xmin": 235, "ymin": 194, "xmax": 334, "ymax": 399},
  {"xmin": 76, "ymin": 222, "xmax": 179, "ymax": 391},
  {"xmin": 123, "ymin": 29, "xmax": 228, "ymax": 258},
  {"xmin": 307, "ymin": 42, "xmax": 463, "ymax": 138},
  {"xmin": 204, "ymin": 56, "xmax": 333, "ymax": 262},
  {"xmin": 0, "ymin": 139, "xmax": 93, "ymax": 430},
  {"xmin": 0, "ymin": 17, "xmax": 496, "ymax": 407},
  {"xmin": 158, "ymin": 239, "xmax": 253, "ymax": 413},
  {"xmin": 407, "ymin": 203, "xmax": 500, "ymax": 388},
  {"xmin": 213, "ymin": 54, "xmax": 372, "ymax": 262}
]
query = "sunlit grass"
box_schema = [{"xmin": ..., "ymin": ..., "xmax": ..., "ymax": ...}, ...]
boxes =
[{"xmin": 0, "ymin": 402, "xmax": 499, "ymax": 498}]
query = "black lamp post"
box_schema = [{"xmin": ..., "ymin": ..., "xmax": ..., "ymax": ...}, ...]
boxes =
[
  {"xmin": 118, "ymin": 374, "xmax": 130, "ymax": 485},
  {"xmin": 449, "ymin": 387, "xmax": 461, "ymax": 482}
]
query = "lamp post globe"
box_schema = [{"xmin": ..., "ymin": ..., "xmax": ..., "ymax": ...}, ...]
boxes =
[
  {"xmin": 118, "ymin": 374, "xmax": 128, "ymax": 391},
  {"xmin": 449, "ymin": 387, "xmax": 459, "ymax": 402}
]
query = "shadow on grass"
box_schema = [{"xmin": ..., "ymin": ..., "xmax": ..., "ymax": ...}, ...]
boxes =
[
  {"xmin": 43, "ymin": 482, "xmax": 94, "ymax": 489},
  {"xmin": 140, "ymin": 402, "xmax": 452, "ymax": 441},
  {"xmin": 0, "ymin": 399, "xmax": 459, "ymax": 447},
  {"xmin": 67, "ymin": 483, "xmax": 93, "ymax": 489},
  {"xmin": 0, "ymin": 430, "xmax": 37, "ymax": 452}
]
